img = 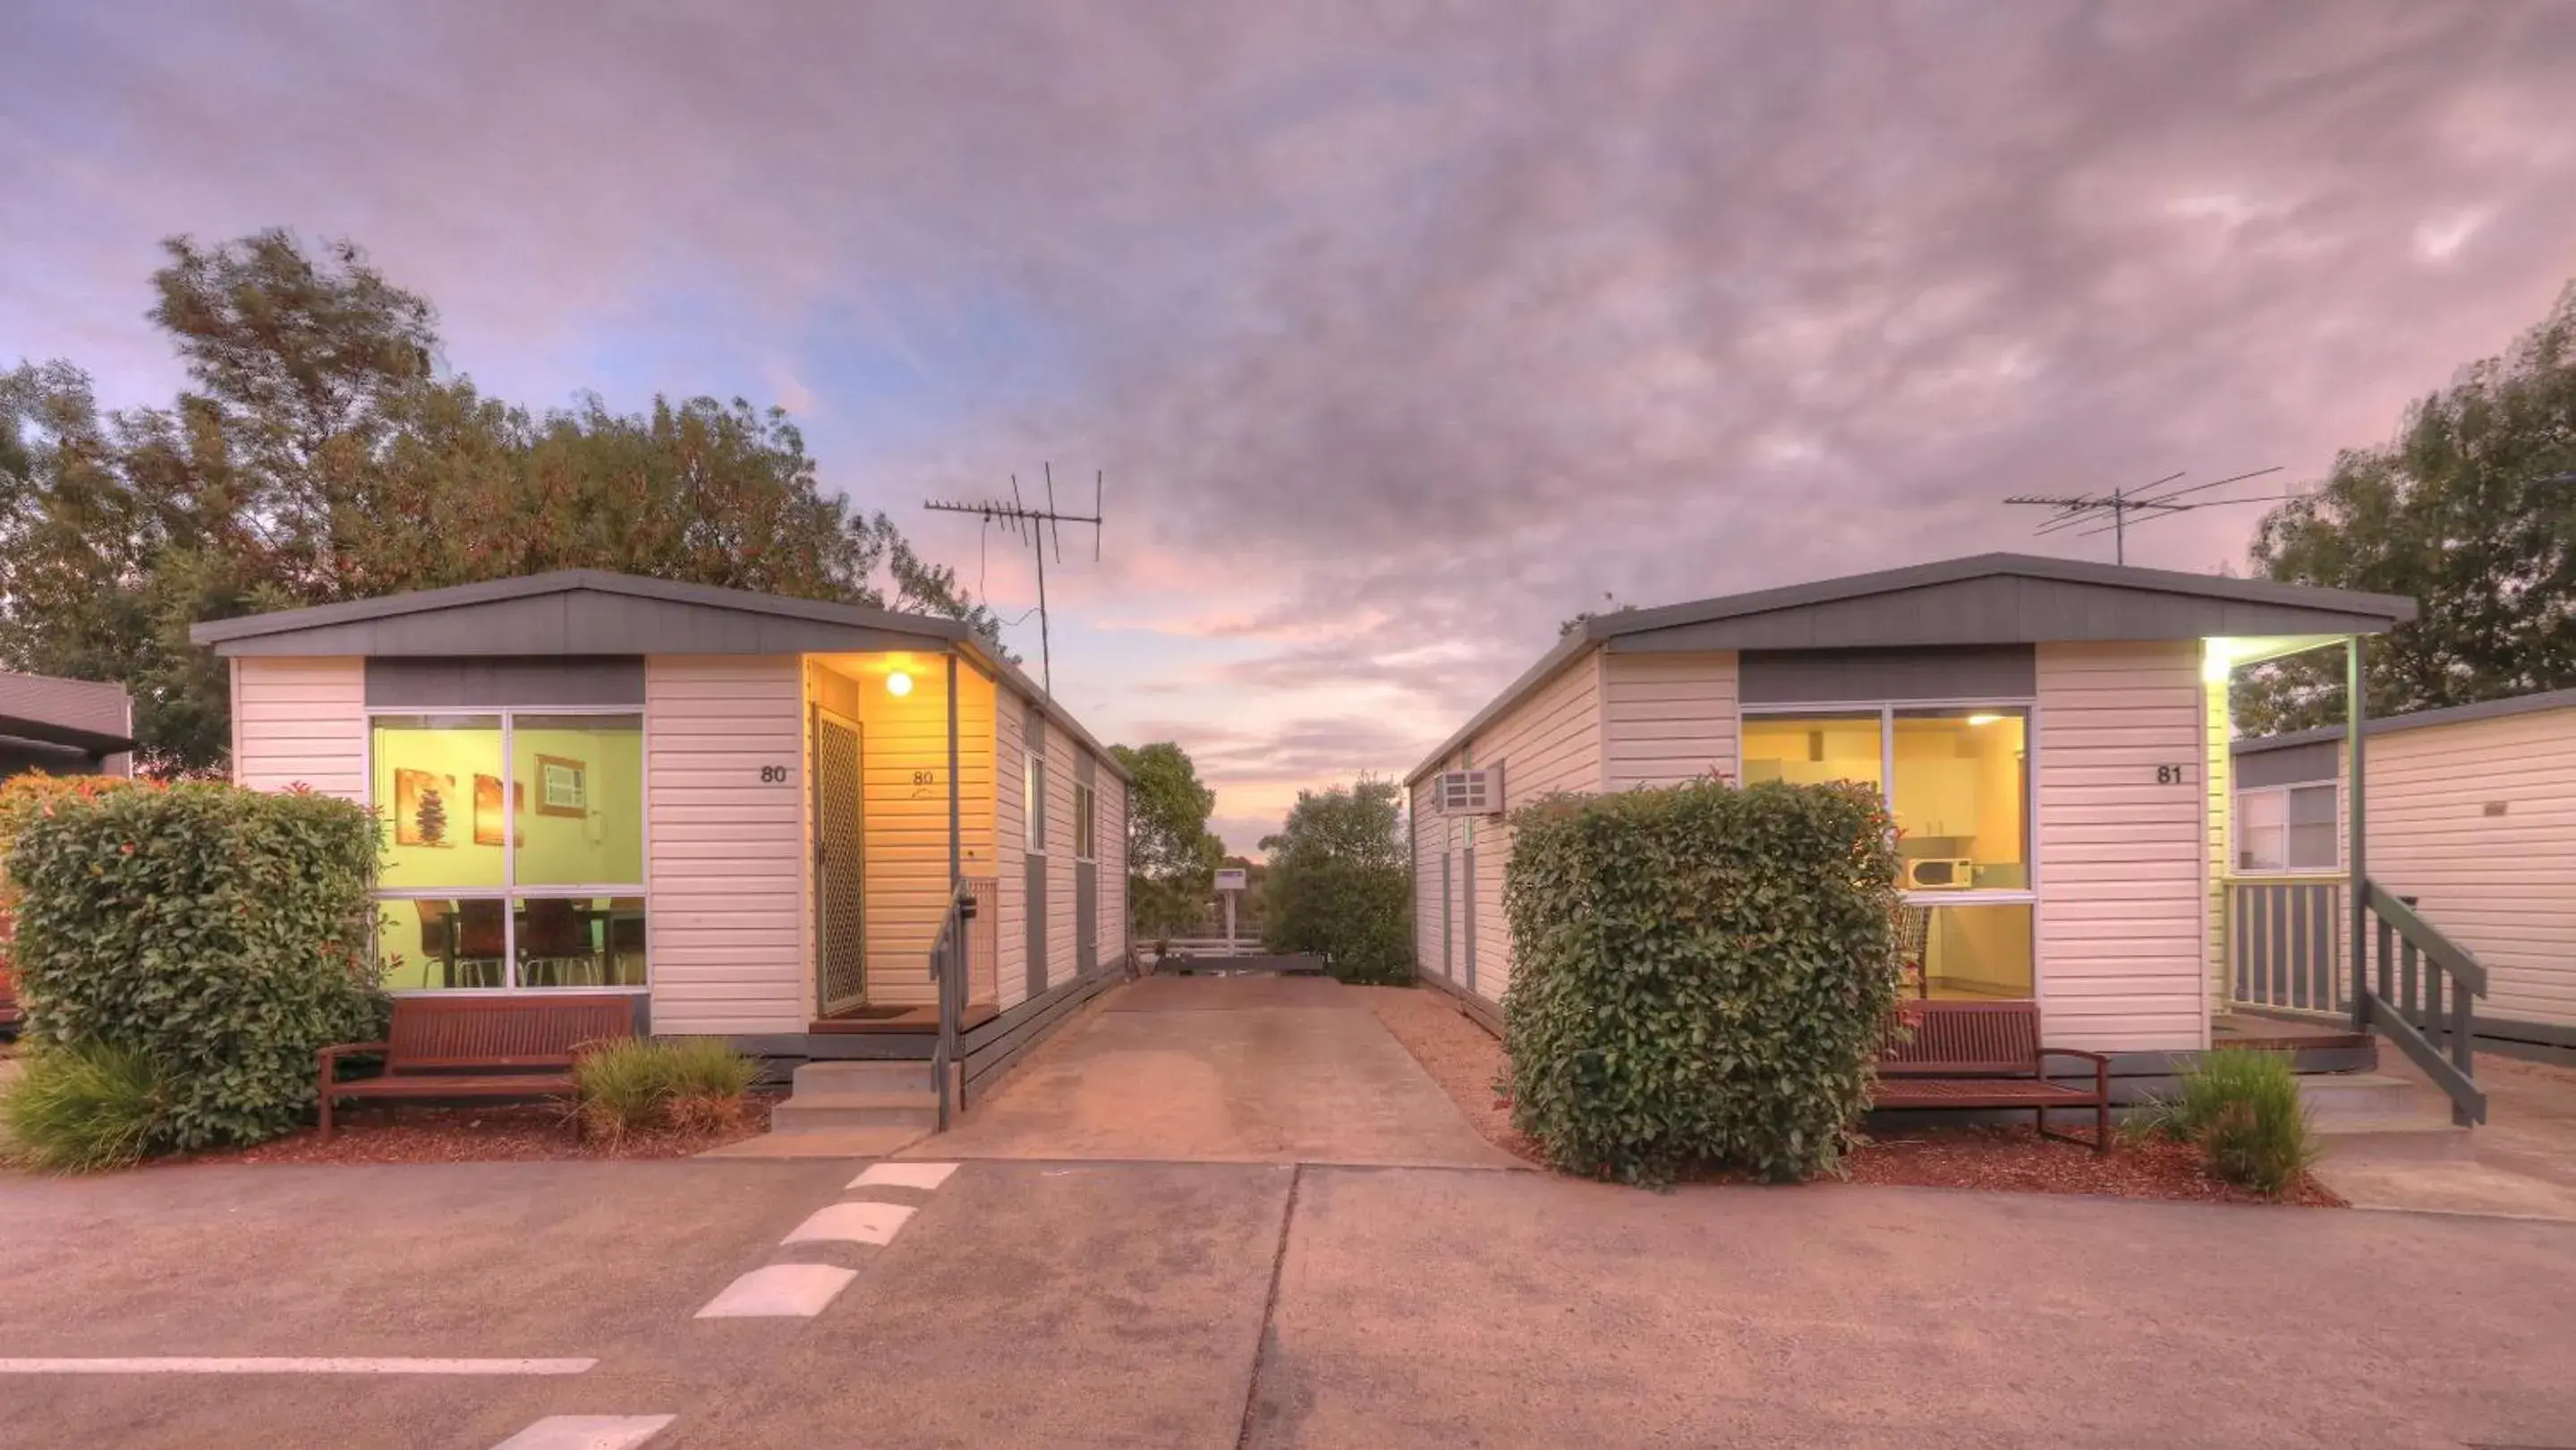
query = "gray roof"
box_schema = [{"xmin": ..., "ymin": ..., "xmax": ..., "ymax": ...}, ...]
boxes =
[
  {"xmin": 0, "ymin": 671, "xmax": 133, "ymax": 755},
  {"xmin": 2233, "ymin": 687, "xmax": 2576, "ymax": 756},
  {"xmin": 1407, "ymin": 553, "xmax": 2417, "ymax": 784},
  {"xmin": 189, "ymin": 570, "xmax": 1128, "ymax": 781},
  {"xmin": 190, "ymin": 569, "xmax": 973, "ymax": 656}
]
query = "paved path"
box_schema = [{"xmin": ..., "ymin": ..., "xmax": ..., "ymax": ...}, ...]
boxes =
[
  {"xmin": 914, "ymin": 975, "xmax": 1525, "ymax": 1168},
  {"xmin": 2, "ymin": 1157, "xmax": 2572, "ymax": 1447}
]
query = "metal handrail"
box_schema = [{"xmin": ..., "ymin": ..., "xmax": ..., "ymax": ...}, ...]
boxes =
[
  {"xmin": 925, "ymin": 877, "xmax": 973, "ymax": 1131},
  {"xmin": 2356, "ymin": 878, "xmax": 2487, "ymax": 1125}
]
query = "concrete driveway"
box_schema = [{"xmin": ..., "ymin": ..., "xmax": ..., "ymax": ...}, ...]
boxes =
[
  {"xmin": 914, "ymin": 974, "xmax": 1525, "ymax": 1168},
  {"xmin": 3, "ymin": 1156, "xmax": 2572, "ymax": 1448}
]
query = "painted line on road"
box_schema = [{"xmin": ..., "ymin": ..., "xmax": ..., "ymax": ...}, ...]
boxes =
[
  {"xmin": 0, "ymin": 1357, "xmax": 596, "ymax": 1376},
  {"xmin": 849, "ymin": 1160, "xmax": 958, "ymax": 1191},
  {"xmin": 695, "ymin": 1263, "xmax": 860, "ymax": 1318},
  {"xmin": 490, "ymin": 1413, "xmax": 676, "ymax": 1449},
  {"xmin": 782, "ymin": 1199, "xmax": 915, "ymax": 1246}
]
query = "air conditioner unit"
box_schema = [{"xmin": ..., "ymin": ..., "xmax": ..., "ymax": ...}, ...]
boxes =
[{"xmin": 1435, "ymin": 766, "xmax": 1502, "ymax": 815}]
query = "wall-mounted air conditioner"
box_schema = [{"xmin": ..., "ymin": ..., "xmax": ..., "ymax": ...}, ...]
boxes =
[{"xmin": 1435, "ymin": 766, "xmax": 1502, "ymax": 815}]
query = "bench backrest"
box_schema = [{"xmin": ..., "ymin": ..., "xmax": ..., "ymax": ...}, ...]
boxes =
[
  {"xmin": 385, "ymin": 994, "xmax": 635, "ymax": 1072},
  {"xmin": 1877, "ymin": 1000, "xmax": 2042, "ymax": 1076}
]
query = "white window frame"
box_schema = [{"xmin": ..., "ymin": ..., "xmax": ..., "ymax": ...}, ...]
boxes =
[
  {"xmin": 2233, "ymin": 780, "xmax": 2341, "ymax": 875},
  {"xmin": 363, "ymin": 704, "xmax": 650, "ymax": 995},
  {"xmin": 1739, "ymin": 697, "xmax": 2042, "ymax": 992}
]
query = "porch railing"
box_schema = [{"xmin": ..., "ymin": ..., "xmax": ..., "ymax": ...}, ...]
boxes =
[
  {"xmin": 2359, "ymin": 881, "xmax": 2487, "ymax": 1126},
  {"xmin": 2225, "ymin": 877, "xmax": 2346, "ymax": 1016},
  {"xmin": 924, "ymin": 878, "xmax": 973, "ymax": 1131}
]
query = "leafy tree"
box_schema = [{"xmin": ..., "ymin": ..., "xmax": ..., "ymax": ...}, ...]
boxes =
[
  {"xmin": 1109, "ymin": 741, "xmax": 1222, "ymax": 942},
  {"xmin": 1261, "ymin": 775, "xmax": 1411, "ymax": 983},
  {"xmin": 0, "ymin": 230, "xmax": 1001, "ymax": 767},
  {"xmin": 2237, "ymin": 283, "xmax": 2576, "ymax": 733}
]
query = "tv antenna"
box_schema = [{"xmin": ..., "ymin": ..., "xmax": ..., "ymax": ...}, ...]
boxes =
[
  {"xmin": 2003, "ymin": 466, "xmax": 2296, "ymax": 564},
  {"xmin": 923, "ymin": 463, "xmax": 1102, "ymax": 697}
]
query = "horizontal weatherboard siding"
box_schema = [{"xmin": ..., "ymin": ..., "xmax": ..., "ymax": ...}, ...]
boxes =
[
  {"xmin": 2036, "ymin": 641, "xmax": 2206, "ymax": 1052},
  {"xmin": 1603, "ymin": 650, "xmax": 1738, "ymax": 789},
  {"xmin": 647, "ymin": 655, "xmax": 806, "ymax": 1035},
  {"xmin": 233, "ymin": 657, "xmax": 366, "ymax": 798}
]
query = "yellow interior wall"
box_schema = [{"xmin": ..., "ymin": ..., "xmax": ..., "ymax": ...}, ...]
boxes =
[
  {"xmin": 371, "ymin": 721, "xmax": 643, "ymax": 892},
  {"xmin": 1740, "ymin": 719, "xmax": 1882, "ymax": 789},
  {"xmin": 806, "ymin": 653, "xmax": 999, "ymax": 1007},
  {"xmin": 1926, "ymin": 903, "xmax": 2034, "ymax": 996}
]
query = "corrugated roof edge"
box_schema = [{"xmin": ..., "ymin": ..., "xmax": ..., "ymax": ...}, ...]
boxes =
[
  {"xmin": 1405, "ymin": 553, "xmax": 2418, "ymax": 786},
  {"xmin": 2232, "ymin": 687, "xmax": 2576, "ymax": 755}
]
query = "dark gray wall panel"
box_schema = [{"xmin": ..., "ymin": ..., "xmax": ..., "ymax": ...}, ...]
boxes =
[
  {"xmin": 2235, "ymin": 739, "xmax": 2341, "ymax": 788},
  {"xmin": 1025, "ymin": 857, "xmax": 1050, "ymax": 999},
  {"xmin": 365, "ymin": 657, "xmax": 645, "ymax": 708},
  {"xmin": 1739, "ymin": 645, "xmax": 2035, "ymax": 704},
  {"xmin": 1075, "ymin": 860, "xmax": 1098, "ymax": 977}
]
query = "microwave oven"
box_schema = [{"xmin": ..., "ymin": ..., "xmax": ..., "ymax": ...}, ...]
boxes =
[{"xmin": 1904, "ymin": 857, "xmax": 1974, "ymax": 890}]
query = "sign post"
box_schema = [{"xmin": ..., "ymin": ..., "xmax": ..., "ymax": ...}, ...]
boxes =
[{"xmin": 1214, "ymin": 867, "xmax": 1248, "ymax": 957}]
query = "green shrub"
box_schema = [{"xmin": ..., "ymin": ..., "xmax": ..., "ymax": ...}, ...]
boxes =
[
  {"xmin": 1, "ymin": 1043, "xmax": 171, "ymax": 1173},
  {"xmin": 574, "ymin": 1037, "xmax": 759, "ymax": 1140},
  {"xmin": 1504, "ymin": 777, "xmax": 1902, "ymax": 1186},
  {"xmin": 1262, "ymin": 777, "xmax": 1413, "ymax": 984},
  {"xmin": 2132, "ymin": 1048, "xmax": 2317, "ymax": 1197},
  {"xmin": 5, "ymin": 781, "xmax": 386, "ymax": 1150}
]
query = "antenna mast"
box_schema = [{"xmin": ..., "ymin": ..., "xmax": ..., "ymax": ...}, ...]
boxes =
[
  {"xmin": 924, "ymin": 464, "xmax": 1103, "ymax": 697},
  {"xmin": 2004, "ymin": 466, "xmax": 2292, "ymax": 564}
]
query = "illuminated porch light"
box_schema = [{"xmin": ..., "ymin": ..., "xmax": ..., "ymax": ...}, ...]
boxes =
[{"xmin": 885, "ymin": 670, "xmax": 914, "ymax": 698}]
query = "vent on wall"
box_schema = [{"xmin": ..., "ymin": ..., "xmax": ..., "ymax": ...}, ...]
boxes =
[{"xmin": 1436, "ymin": 766, "xmax": 1503, "ymax": 815}]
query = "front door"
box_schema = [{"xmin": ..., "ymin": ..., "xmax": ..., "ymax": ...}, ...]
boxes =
[{"xmin": 813, "ymin": 708, "xmax": 867, "ymax": 1017}]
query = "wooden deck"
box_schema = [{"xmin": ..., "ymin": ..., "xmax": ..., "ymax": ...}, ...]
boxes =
[
  {"xmin": 808, "ymin": 1002, "xmax": 1000, "ymax": 1035},
  {"xmin": 2214, "ymin": 1011, "xmax": 2375, "ymax": 1055}
]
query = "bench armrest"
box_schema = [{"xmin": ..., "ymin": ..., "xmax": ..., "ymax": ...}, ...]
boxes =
[{"xmin": 318, "ymin": 1041, "xmax": 391, "ymax": 1067}]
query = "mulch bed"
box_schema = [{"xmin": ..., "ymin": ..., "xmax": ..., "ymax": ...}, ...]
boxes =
[
  {"xmin": 1846, "ymin": 1123, "xmax": 2344, "ymax": 1207},
  {"xmin": 1363, "ymin": 984, "xmax": 2342, "ymax": 1207},
  {"xmin": 154, "ymin": 1095, "xmax": 778, "ymax": 1168}
]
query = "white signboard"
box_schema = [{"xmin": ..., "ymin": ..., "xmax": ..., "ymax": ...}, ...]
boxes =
[{"xmin": 1214, "ymin": 868, "xmax": 1248, "ymax": 892}]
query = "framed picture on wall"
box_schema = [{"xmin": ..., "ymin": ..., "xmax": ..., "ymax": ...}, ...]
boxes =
[
  {"xmin": 472, "ymin": 774, "xmax": 523, "ymax": 848},
  {"xmin": 392, "ymin": 769, "xmax": 457, "ymax": 848},
  {"xmin": 535, "ymin": 755, "xmax": 587, "ymax": 818}
]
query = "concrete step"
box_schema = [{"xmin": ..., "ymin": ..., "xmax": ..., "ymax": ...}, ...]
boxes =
[
  {"xmin": 792, "ymin": 1059, "xmax": 934, "ymax": 1096},
  {"xmin": 2298, "ymin": 1073, "xmax": 2421, "ymax": 1121},
  {"xmin": 769, "ymin": 1090, "xmax": 939, "ymax": 1133},
  {"xmin": 2312, "ymin": 1113, "xmax": 2477, "ymax": 1164}
]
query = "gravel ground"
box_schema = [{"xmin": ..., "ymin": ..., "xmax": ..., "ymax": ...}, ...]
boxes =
[
  {"xmin": 1357, "ymin": 985, "xmax": 1542, "ymax": 1162},
  {"xmin": 152, "ymin": 1095, "xmax": 777, "ymax": 1168},
  {"xmin": 1361, "ymin": 983, "xmax": 2339, "ymax": 1205}
]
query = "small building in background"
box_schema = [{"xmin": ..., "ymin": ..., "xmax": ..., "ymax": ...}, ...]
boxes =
[
  {"xmin": 0, "ymin": 670, "xmax": 135, "ymax": 780},
  {"xmin": 2231, "ymin": 688, "xmax": 2576, "ymax": 1061}
]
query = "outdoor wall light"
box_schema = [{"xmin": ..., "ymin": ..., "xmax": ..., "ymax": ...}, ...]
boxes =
[{"xmin": 885, "ymin": 670, "xmax": 914, "ymax": 698}]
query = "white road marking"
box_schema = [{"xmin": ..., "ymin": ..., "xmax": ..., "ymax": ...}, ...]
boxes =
[
  {"xmin": 848, "ymin": 1161, "xmax": 958, "ymax": 1191},
  {"xmin": 0, "ymin": 1357, "xmax": 596, "ymax": 1376},
  {"xmin": 490, "ymin": 1413, "xmax": 676, "ymax": 1450},
  {"xmin": 782, "ymin": 1199, "xmax": 915, "ymax": 1246},
  {"xmin": 694, "ymin": 1263, "xmax": 860, "ymax": 1318}
]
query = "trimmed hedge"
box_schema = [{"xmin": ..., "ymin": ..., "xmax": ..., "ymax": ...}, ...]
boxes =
[
  {"xmin": 1503, "ymin": 777, "xmax": 1902, "ymax": 1185},
  {"xmin": 6, "ymin": 781, "xmax": 386, "ymax": 1150}
]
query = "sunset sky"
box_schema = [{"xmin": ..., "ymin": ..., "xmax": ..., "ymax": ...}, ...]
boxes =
[{"xmin": 7, "ymin": 3, "xmax": 2574, "ymax": 850}]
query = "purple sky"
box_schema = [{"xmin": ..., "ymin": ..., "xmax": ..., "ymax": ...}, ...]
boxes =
[{"xmin": 7, "ymin": 3, "xmax": 2575, "ymax": 850}]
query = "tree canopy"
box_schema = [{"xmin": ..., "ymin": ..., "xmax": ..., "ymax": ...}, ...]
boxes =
[
  {"xmin": 1, "ymin": 229, "xmax": 1000, "ymax": 767},
  {"xmin": 1109, "ymin": 740, "xmax": 1223, "ymax": 942},
  {"xmin": 2237, "ymin": 283, "xmax": 2576, "ymax": 733},
  {"xmin": 1260, "ymin": 774, "xmax": 1411, "ymax": 983}
]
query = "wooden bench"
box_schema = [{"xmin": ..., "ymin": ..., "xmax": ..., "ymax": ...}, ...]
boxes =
[
  {"xmin": 1872, "ymin": 1000, "xmax": 2110, "ymax": 1153},
  {"xmin": 316, "ymin": 994, "xmax": 635, "ymax": 1140}
]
